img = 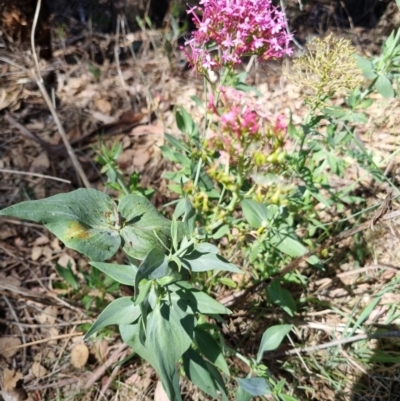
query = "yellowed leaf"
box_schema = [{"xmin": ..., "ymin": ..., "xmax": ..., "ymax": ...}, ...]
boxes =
[
  {"xmin": 71, "ymin": 342, "xmax": 89, "ymax": 368},
  {"xmin": 0, "ymin": 337, "xmax": 21, "ymax": 358}
]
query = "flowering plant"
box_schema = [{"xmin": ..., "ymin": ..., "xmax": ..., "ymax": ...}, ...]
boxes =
[{"xmin": 184, "ymin": 0, "xmax": 293, "ymax": 73}]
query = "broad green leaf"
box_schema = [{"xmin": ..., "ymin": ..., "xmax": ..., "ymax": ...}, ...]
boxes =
[
  {"xmin": 269, "ymin": 228, "xmax": 319, "ymax": 265},
  {"xmin": 267, "ymin": 281, "xmax": 297, "ymax": 316},
  {"xmin": 182, "ymin": 348, "xmax": 220, "ymax": 398},
  {"xmin": 236, "ymin": 378, "xmax": 271, "ymax": 396},
  {"xmin": 375, "ymin": 75, "xmax": 394, "ymax": 98},
  {"xmin": 134, "ymin": 248, "xmax": 168, "ymax": 297},
  {"xmin": 355, "ymin": 55, "xmax": 377, "ymax": 80},
  {"xmin": 170, "ymin": 283, "xmax": 231, "ymax": 315},
  {"xmin": 121, "ymin": 302, "xmax": 195, "ymax": 401},
  {"xmin": 119, "ymin": 194, "xmax": 172, "ymax": 259},
  {"xmin": 241, "ymin": 199, "xmax": 269, "ymax": 228},
  {"xmin": 236, "ymin": 386, "xmax": 252, "ymax": 401},
  {"xmin": 195, "ymin": 328, "xmax": 230, "ymax": 375},
  {"xmin": 85, "ymin": 297, "xmax": 140, "ymax": 338},
  {"xmin": 212, "ymin": 224, "xmax": 229, "ymax": 239},
  {"xmin": 0, "ymin": 189, "xmax": 120, "ymax": 261},
  {"xmin": 90, "ymin": 262, "xmax": 137, "ymax": 286},
  {"xmin": 181, "ymin": 251, "xmax": 242, "ymax": 273},
  {"xmin": 257, "ymin": 324, "xmax": 293, "ymax": 362}
]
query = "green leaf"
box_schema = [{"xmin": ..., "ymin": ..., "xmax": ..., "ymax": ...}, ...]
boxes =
[
  {"xmin": 55, "ymin": 261, "xmax": 79, "ymax": 290},
  {"xmin": 181, "ymin": 251, "xmax": 242, "ymax": 273},
  {"xmin": 236, "ymin": 378, "xmax": 271, "ymax": 396},
  {"xmin": 269, "ymin": 228, "xmax": 319, "ymax": 265},
  {"xmin": 118, "ymin": 194, "xmax": 172, "ymax": 259},
  {"xmin": 176, "ymin": 107, "xmax": 196, "ymax": 137},
  {"xmin": 355, "ymin": 55, "xmax": 377, "ymax": 80},
  {"xmin": 120, "ymin": 302, "xmax": 195, "ymax": 401},
  {"xmin": 396, "ymin": 0, "xmax": 400, "ymax": 11},
  {"xmin": 195, "ymin": 328, "xmax": 230, "ymax": 375},
  {"xmin": 0, "ymin": 189, "xmax": 121, "ymax": 261},
  {"xmin": 211, "ymin": 224, "xmax": 229, "ymax": 239},
  {"xmin": 135, "ymin": 279, "xmax": 153, "ymax": 306},
  {"xmin": 90, "ymin": 262, "xmax": 137, "ymax": 286},
  {"xmin": 375, "ymin": 75, "xmax": 394, "ymax": 98},
  {"xmin": 182, "ymin": 348, "xmax": 225, "ymax": 399},
  {"xmin": 165, "ymin": 133, "xmax": 190, "ymax": 153},
  {"xmin": 135, "ymin": 248, "xmax": 168, "ymax": 298},
  {"xmin": 241, "ymin": 199, "xmax": 269, "ymax": 228},
  {"xmin": 85, "ymin": 297, "xmax": 141, "ymax": 338},
  {"xmin": 257, "ymin": 324, "xmax": 293, "ymax": 362},
  {"xmin": 267, "ymin": 281, "xmax": 297, "ymax": 316},
  {"xmin": 170, "ymin": 282, "xmax": 231, "ymax": 315},
  {"xmin": 236, "ymin": 386, "xmax": 252, "ymax": 401}
]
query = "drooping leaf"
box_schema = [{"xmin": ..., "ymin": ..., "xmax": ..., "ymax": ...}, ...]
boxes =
[
  {"xmin": 181, "ymin": 251, "xmax": 242, "ymax": 273},
  {"xmin": 195, "ymin": 328, "xmax": 230, "ymax": 375},
  {"xmin": 90, "ymin": 262, "xmax": 137, "ymax": 286},
  {"xmin": 0, "ymin": 189, "xmax": 121, "ymax": 261},
  {"xmin": 267, "ymin": 281, "xmax": 297, "ymax": 316},
  {"xmin": 170, "ymin": 282, "xmax": 231, "ymax": 315},
  {"xmin": 85, "ymin": 297, "xmax": 140, "ymax": 338},
  {"xmin": 183, "ymin": 348, "xmax": 227, "ymax": 399},
  {"xmin": 257, "ymin": 324, "xmax": 293, "ymax": 362},
  {"xmin": 118, "ymin": 194, "xmax": 172, "ymax": 259},
  {"xmin": 236, "ymin": 377, "xmax": 271, "ymax": 396}
]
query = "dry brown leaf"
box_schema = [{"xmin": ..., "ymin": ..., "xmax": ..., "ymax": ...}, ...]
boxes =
[
  {"xmin": 154, "ymin": 381, "xmax": 169, "ymax": 401},
  {"xmin": 57, "ymin": 253, "xmax": 76, "ymax": 272},
  {"xmin": 90, "ymin": 339, "xmax": 109, "ymax": 364},
  {"xmin": 30, "ymin": 246, "xmax": 43, "ymax": 261},
  {"xmin": 36, "ymin": 306, "xmax": 58, "ymax": 325},
  {"xmin": 71, "ymin": 342, "xmax": 89, "ymax": 368},
  {"xmin": 94, "ymin": 98, "xmax": 112, "ymax": 115},
  {"xmin": 90, "ymin": 111, "xmax": 115, "ymax": 125},
  {"xmin": 31, "ymin": 362, "xmax": 48, "ymax": 378},
  {"xmin": 30, "ymin": 151, "xmax": 50, "ymax": 174},
  {"xmin": 125, "ymin": 367, "xmax": 152, "ymax": 390},
  {"xmin": 2, "ymin": 369, "xmax": 23, "ymax": 392},
  {"xmin": 33, "ymin": 236, "xmax": 50, "ymax": 246},
  {"xmin": 0, "ymin": 337, "xmax": 21, "ymax": 358}
]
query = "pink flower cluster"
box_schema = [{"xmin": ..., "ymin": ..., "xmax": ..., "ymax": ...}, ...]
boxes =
[
  {"xmin": 206, "ymin": 87, "xmax": 287, "ymax": 166},
  {"xmin": 184, "ymin": 0, "xmax": 293, "ymax": 72}
]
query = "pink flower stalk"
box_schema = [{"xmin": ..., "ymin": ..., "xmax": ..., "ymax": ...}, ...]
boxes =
[
  {"xmin": 205, "ymin": 87, "xmax": 288, "ymax": 167},
  {"xmin": 184, "ymin": 0, "xmax": 293, "ymax": 72}
]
